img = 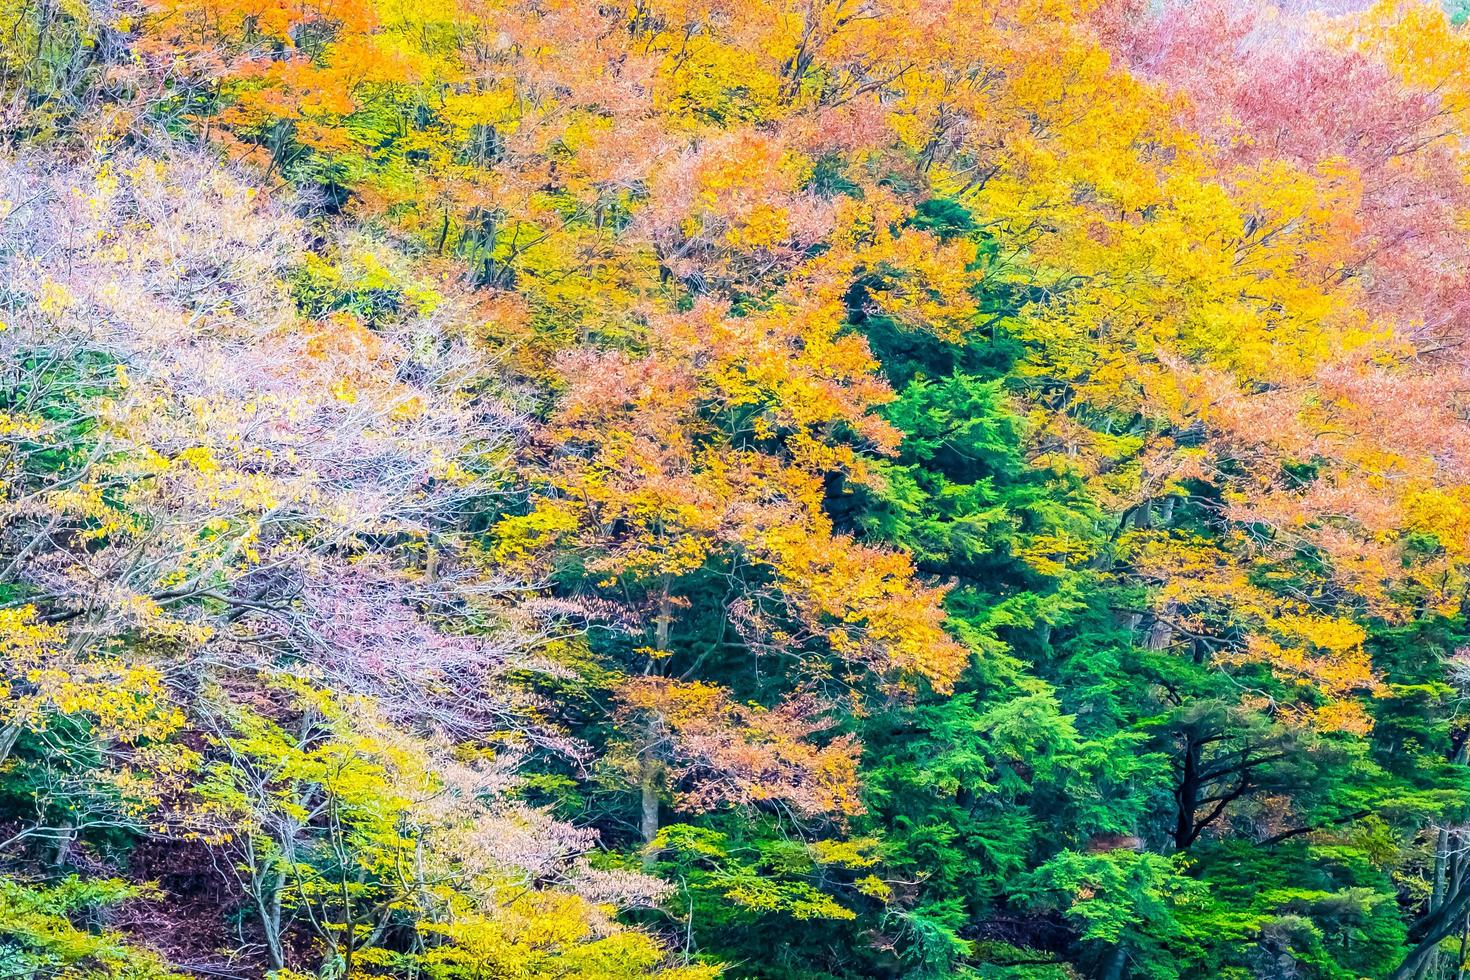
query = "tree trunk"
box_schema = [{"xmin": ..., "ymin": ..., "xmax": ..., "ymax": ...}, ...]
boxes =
[
  {"xmin": 1393, "ymin": 873, "xmax": 1470, "ymax": 980},
  {"xmin": 1455, "ymin": 911, "xmax": 1468, "ymax": 980},
  {"xmin": 639, "ymin": 758, "xmax": 660, "ymax": 869},
  {"xmin": 1422, "ymin": 830, "xmax": 1455, "ymax": 980},
  {"xmin": 49, "ymin": 821, "xmax": 75, "ymax": 868},
  {"xmin": 249, "ymin": 853, "xmax": 286, "ymax": 970},
  {"xmin": 1146, "ymin": 601, "xmax": 1177, "ymax": 651},
  {"xmin": 1173, "ymin": 737, "xmax": 1202, "ymax": 851},
  {"xmin": 262, "ymin": 882, "xmax": 286, "ymax": 971},
  {"xmin": 639, "ymin": 583, "xmax": 672, "ymax": 869},
  {"xmin": 1396, "ymin": 938, "xmax": 1450, "ymax": 980},
  {"xmin": 0, "ymin": 721, "xmax": 19, "ymax": 766}
]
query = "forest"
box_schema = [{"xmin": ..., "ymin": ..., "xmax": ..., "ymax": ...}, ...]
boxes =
[{"xmin": 2, "ymin": 0, "xmax": 1470, "ymax": 976}]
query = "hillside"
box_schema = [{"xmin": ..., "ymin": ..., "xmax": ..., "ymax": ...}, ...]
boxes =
[{"xmin": 4, "ymin": 0, "xmax": 1470, "ymax": 977}]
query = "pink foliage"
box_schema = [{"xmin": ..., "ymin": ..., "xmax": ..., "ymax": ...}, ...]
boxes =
[
  {"xmin": 617, "ymin": 677, "xmax": 864, "ymax": 821},
  {"xmin": 1122, "ymin": 0, "xmax": 1470, "ymax": 341}
]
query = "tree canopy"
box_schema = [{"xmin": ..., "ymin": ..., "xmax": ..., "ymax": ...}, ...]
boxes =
[{"xmin": 4, "ymin": 0, "xmax": 1470, "ymax": 977}]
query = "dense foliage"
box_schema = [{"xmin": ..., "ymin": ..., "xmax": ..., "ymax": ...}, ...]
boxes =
[{"xmin": 4, "ymin": 0, "xmax": 1470, "ymax": 977}]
